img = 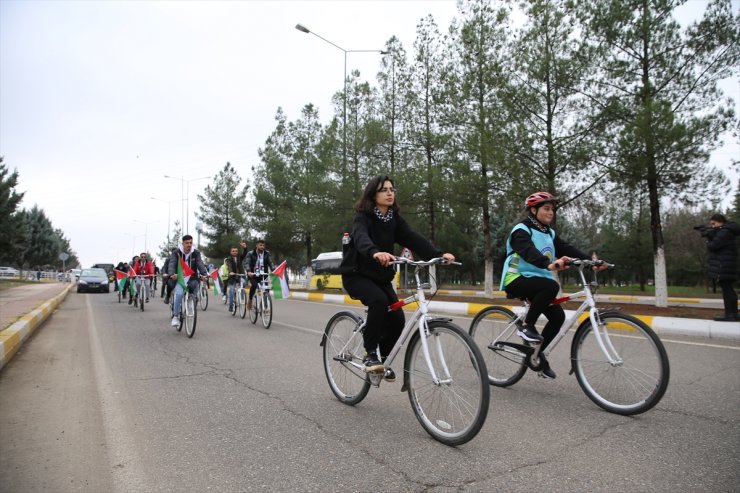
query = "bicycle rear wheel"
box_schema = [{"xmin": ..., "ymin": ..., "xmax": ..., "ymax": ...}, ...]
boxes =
[
  {"xmin": 405, "ymin": 320, "xmax": 490, "ymax": 446},
  {"xmin": 184, "ymin": 295, "xmax": 197, "ymax": 338},
  {"xmin": 321, "ymin": 311, "xmax": 370, "ymax": 405},
  {"xmin": 261, "ymin": 292, "xmax": 272, "ymax": 329},
  {"xmin": 199, "ymin": 287, "xmax": 208, "ymax": 311},
  {"xmin": 469, "ymin": 306, "xmax": 527, "ymax": 387},
  {"xmin": 572, "ymin": 312, "xmax": 670, "ymax": 415}
]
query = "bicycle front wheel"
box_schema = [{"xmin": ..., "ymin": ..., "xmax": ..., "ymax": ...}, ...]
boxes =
[
  {"xmin": 321, "ymin": 311, "xmax": 370, "ymax": 405},
  {"xmin": 249, "ymin": 294, "xmax": 258, "ymax": 324},
  {"xmin": 405, "ymin": 321, "xmax": 490, "ymax": 446},
  {"xmin": 572, "ymin": 312, "xmax": 669, "ymax": 415},
  {"xmin": 469, "ymin": 306, "xmax": 527, "ymax": 387},
  {"xmin": 139, "ymin": 288, "xmax": 145, "ymax": 312},
  {"xmin": 261, "ymin": 292, "xmax": 272, "ymax": 329},
  {"xmin": 239, "ymin": 289, "xmax": 247, "ymax": 319},
  {"xmin": 199, "ymin": 287, "xmax": 208, "ymax": 311},
  {"xmin": 184, "ymin": 295, "xmax": 197, "ymax": 338}
]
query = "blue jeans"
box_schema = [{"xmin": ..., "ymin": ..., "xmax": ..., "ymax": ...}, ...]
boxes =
[
  {"xmin": 227, "ymin": 278, "xmax": 243, "ymax": 307},
  {"xmin": 171, "ymin": 278, "xmax": 200, "ymax": 318}
]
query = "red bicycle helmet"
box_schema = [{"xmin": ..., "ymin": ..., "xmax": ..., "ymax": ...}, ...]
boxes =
[{"xmin": 525, "ymin": 191, "xmax": 559, "ymax": 210}]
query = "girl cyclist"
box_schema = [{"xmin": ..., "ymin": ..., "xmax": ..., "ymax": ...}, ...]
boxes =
[{"xmin": 500, "ymin": 191, "xmax": 607, "ymax": 379}]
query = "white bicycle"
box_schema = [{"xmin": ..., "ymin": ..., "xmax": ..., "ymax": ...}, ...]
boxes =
[
  {"xmin": 469, "ymin": 259, "xmax": 669, "ymax": 415},
  {"xmin": 249, "ymin": 271, "xmax": 272, "ymax": 329},
  {"xmin": 321, "ymin": 258, "xmax": 489, "ymax": 446}
]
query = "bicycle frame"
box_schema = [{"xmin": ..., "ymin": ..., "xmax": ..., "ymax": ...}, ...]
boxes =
[
  {"xmin": 504, "ymin": 260, "xmax": 622, "ymax": 366},
  {"xmin": 337, "ymin": 259, "xmax": 457, "ymax": 386}
]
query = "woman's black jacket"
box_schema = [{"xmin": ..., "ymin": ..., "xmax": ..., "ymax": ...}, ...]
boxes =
[{"xmin": 340, "ymin": 211, "xmax": 442, "ymax": 283}]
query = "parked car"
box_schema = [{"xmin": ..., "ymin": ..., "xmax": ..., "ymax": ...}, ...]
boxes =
[
  {"xmin": 77, "ymin": 268, "xmax": 110, "ymax": 293},
  {"xmin": 0, "ymin": 266, "xmax": 20, "ymax": 277}
]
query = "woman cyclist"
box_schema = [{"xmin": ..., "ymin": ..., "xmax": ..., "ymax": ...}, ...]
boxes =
[
  {"xmin": 500, "ymin": 191, "xmax": 607, "ymax": 379},
  {"xmin": 340, "ymin": 175, "xmax": 455, "ymax": 382}
]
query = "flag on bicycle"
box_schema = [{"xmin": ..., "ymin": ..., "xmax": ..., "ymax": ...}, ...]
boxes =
[
  {"xmin": 114, "ymin": 269, "xmax": 127, "ymax": 291},
  {"xmin": 209, "ymin": 269, "xmax": 220, "ymax": 295},
  {"xmin": 270, "ymin": 260, "xmax": 290, "ymax": 299},
  {"xmin": 127, "ymin": 267, "xmax": 137, "ymax": 296},
  {"xmin": 178, "ymin": 257, "xmax": 195, "ymax": 292}
]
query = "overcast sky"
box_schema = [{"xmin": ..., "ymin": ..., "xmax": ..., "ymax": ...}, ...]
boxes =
[{"xmin": 1, "ymin": 0, "xmax": 738, "ymax": 268}]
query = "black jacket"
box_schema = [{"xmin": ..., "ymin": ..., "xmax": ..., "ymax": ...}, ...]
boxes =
[
  {"xmin": 340, "ymin": 211, "xmax": 442, "ymax": 283},
  {"xmin": 246, "ymin": 249, "xmax": 273, "ymax": 274},
  {"xmin": 707, "ymin": 221, "xmax": 739, "ymax": 282},
  {"xmin": 226, "ymin": 248, "xmax": 248, "ymax": 276},
  {"xmin": 166, "ymin": 246, "xmax": 208, "ymax": 278}
]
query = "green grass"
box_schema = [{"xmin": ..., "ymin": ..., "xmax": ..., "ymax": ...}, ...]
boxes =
[{"xmin": 0, "ymin": 278, "xmax": 58, "ymax": 291}]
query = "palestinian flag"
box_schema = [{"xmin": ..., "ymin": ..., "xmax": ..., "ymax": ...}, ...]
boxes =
[
  {"xmin": 178, "ymin": 257, "xmax": 195, "ymax": 293},
  {"xmin": 114, "ymin": 269, "xmax": 127, "ymax": 291},
  {"xmin": 209, "ymin": 269, "xmax": 220, "ymax": 295},
  {"xmin": 127, "ymin": 267, "xmax": 137, "ymax": 296},
  {"xmin": 270, "ymin": 260, "xmax": 290, "ymax": 300}
]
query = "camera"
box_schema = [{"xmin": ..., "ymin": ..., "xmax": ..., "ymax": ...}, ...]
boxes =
[{"xmin": 693, "ymin": 225, "xmax": 715, "ymax": 238}]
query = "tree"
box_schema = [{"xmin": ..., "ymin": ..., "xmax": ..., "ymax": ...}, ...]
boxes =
[
  {"xmin": 158, "ymin": 220, "xmax": 182, "ymax": 263},
  {"xmin": 196, "ymin": 162, "xmax": 249, "ymax": 261},
  {"xmin": 19, "ymin": 206, "xmax": 60, "ymax": 269},
  {"xmin": 254, "ymin": 105, "xmax": 341, "ymax": 271},
  {"xmin": 446, "ymin": 0, "xmax": 514, "ymax": 295},
  {"xmin": 507, "ymin": 0, "xmax": 608, "ymax": 213},
  {"xmin": 0, "ymin": 158, "xmax": 28, "ymax": 265},
  {"xmin": 579, "ymin": 0, "xmax": 739, "ymax": 305}
]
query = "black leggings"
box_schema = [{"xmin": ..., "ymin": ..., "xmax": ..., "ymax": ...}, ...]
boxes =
[
  {"xmin": 719, "ymin": 279, "xmax": 738, "ymax": 315},
  {"xmin": 505, "ymin": 275, "xmax": 564, "ymax": 350},
  {"xmin": 342, "ymin": 274, "xmax": 405, "ymax": 356}
]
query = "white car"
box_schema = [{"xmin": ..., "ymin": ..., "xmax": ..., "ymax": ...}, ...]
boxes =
[{"xmin": 0, "ymin": 266, "xmax": 20, "ymax": 277}]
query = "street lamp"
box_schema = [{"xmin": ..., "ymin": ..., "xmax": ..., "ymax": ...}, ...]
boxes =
[
  {"xmin": 123, "ymin": 233, "xmax": 145, "ymax": 257},
  {"xmin": 163, "ymin": 175, "xmax": 211, "ymax": 235},
  {"xmin": 295, "ymin": 23, "xmax": 386, "ymax": 176},
  {"xmin": 133, "ymin": 219, "xmax": 158, "ymax": 254},
  {"xmin": 151, "ymin": 196, "xmax": 183, "ymax": 246}
]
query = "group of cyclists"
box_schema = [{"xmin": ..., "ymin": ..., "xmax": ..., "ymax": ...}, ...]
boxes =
[{"xmin": 113, "ymin": 234, "xmax": 276, "ymax": 328}]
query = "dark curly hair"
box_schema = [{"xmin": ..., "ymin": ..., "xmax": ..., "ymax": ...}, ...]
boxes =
[{"xmin": 353, "ymin": 175, "xmax": 400, "ymax": 215}]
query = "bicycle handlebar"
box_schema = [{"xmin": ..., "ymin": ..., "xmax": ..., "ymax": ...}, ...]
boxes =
[
  {"xmin": 390, "ymin": 257, "xmax": 461, "ymax": 267},
  {"xmin": 566, "ymin": 259, "xmax": 615, "ymax": 269}
]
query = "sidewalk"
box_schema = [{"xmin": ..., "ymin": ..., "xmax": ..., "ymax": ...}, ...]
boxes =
[
  {"xmin": 290, "ymin": 291, "xmax": 740, "ymax": 340},
  {"xmin": 0, "ymin": 282, "xmax": 73, "ymax": 370}
]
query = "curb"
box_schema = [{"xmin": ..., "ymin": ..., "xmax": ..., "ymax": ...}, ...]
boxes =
[
  {"xmin": 289, "ymin": 291, "xmax": 740, "ymax": 340},
  {"xmin": 0, "ymin": 285, "xmax": 73, "ymax": 370}
]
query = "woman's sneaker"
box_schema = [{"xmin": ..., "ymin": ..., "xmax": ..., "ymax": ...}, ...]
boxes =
[
  {"xmin": 540, "ymin": 366, "xmax": 557, "ymax": 379},
  {"xmin": 517, "ymin": 324, "xmax": 544, "ymax": 343},
  {"xmin": 362, "ymin": 352, "xmax": 384, "ymax": 373}
]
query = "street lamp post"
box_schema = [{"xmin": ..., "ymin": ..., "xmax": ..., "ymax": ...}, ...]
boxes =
[
  {"xmin": 164, "ymin": 175, "xmax": 211, "ymax": 235},
  {"xmin": 133, "ymin": 219, "xmax": 158, "ymax": 254},
  {"xmin": 151, "ymin": 196, "xmax": 183, "ymax": 246},
  {"xmin": 123, "ymin": 233, "xmax": 145, "ymax": 257},
  {"xmin": 295, "ymin": 23, "xmax": 385, "ymax": 177}
]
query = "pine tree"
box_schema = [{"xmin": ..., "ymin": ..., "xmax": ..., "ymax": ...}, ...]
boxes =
[
  {"xmin": 0, "ymin": 158, "xmax": 28, "ymax": 265},
  {"xmin": 578, "ymin": 0, "xmax": 739, "ymax": 305},
  {"xmin": 196, "ymin": 163, "xmax": 249, "ymax": 261}
]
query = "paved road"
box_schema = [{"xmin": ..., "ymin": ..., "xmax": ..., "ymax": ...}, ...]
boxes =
[{"xmin": 1, "ymin": 291, "xmax": 739, "ymax": 492}]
